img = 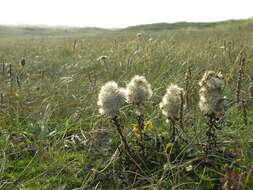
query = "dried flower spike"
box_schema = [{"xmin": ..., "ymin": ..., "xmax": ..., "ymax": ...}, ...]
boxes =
[{"xmin": 199, "ymin": 71, "xmax": 225, "ymax": 116}]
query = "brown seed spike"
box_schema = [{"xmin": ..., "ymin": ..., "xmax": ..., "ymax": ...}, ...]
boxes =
[
  {"xmin": 249, "ymin": 83, "xmax": 253, "ymax": 100},
  {"xmin": 235, "ymin": 52, "xmax": 246, "ymax": 104}
]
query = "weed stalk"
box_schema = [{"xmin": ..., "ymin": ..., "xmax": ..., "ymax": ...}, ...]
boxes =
[
  {"xmin": 235, "ymin": 55, "xmax": 245, "ymax": 104},
  {"xmin": 205, "ymin": 113, "xmax": 219, "ymax": 154},
  {"xmin": 249, "ymin": 83, "xmax": 253, "ymax": 101},
  {"xmin": 184, "ymin": 66, "xmax": 191, "ymax": 108},
  {"xmin": 240, "ymin": 100, "xmax": 248, "ymax": 126},
  {"xmin": 112, "ymin": 116, "xmax": 143, "ymax": 172}
]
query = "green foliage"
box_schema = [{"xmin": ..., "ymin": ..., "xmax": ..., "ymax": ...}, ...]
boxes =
[{"xmin": 0, "ymin": 20, "xmax": 253, "ymax": 189}]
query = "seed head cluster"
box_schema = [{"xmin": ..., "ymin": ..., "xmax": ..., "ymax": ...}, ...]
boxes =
[
  {"xmin": 97, "ymin": 71, "xmax": 226, "ymax": 119},
  {"xmin": 198, "ymin": 71, "xmax": 225, "ymax": 115},
  {"xmin": 160, "ymin": 84, "xmax": 184, "ymax": 120},
  {"xmin": 97, "ymin": 81, "xmax": 126, "ymax": 117},
  {"xmin": 126, "ymin": 75, "xmax": 153, "ymax": 105}
]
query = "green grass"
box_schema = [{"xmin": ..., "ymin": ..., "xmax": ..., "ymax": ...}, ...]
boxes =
[{"xmin": 0, "ymin": 19, "xmax": 253, "ymax": 189}]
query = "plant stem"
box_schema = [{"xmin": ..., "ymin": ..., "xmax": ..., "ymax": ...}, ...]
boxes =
[
  {"xmin": 112, "ymin": 116, "xmax": 143, "ymax": 172},
  {"xmin": 236, "ymin": 55, "xmax": 245, "ymax": 104},
  {"xmin": 179, "ymin": 91, "xmax": 184, "ymax": 129},
  {"xmin": 205, "ymin": 113, "xmax": 217, "ymax": 154},
  {"xmin": 169, "ymin": 119, "xmax": 176, "ymax": 143},
  {"xmin": 136, "ymin": 112, "xmax": 145, "ymax": 156},
  {"xmin": 184, "ymin": 66, "xmax": 191, "ymax": 108},
  {"xmin": 240, "ymin": 100, "xmax": 248, "ymax": 126}
]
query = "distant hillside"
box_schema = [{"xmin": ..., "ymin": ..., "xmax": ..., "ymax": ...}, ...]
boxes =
[
  {"xmin": 122, "ymin": 19, "xmax": 253, "ymax": 31},
  {"xmin": 0, "ymin": 18, "xmax": 253, "ymax": 38},
  {"xmin": 0, "ymin": 25, "xmax": 109, "ymax": 38}
]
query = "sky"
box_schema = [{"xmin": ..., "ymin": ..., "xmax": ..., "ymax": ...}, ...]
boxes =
[{"xmin": 0, "ymin": 0, "xmax": 253, "ymax": 28}]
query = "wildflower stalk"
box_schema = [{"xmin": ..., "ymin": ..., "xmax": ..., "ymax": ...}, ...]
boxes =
[
  {"xmin": 205, "ymin": 113, "xmax": 218, "ymax": 154},
  {"xmin": 73, "ymin": 40, "xmax": 77, "ymax": 53},
  {"xmin": 90, "ymin": 73, "xmax": 97, "ymax": 91},
  {"xmin": 249, "ymin": 83, "xmax": 253, "ymax": 101},
  {"xmin": 235, "ymin": 56, "xmax": 245, "ymax": 104},
  {"xmin": 228, "ymin": 41, "xmax": 233, "ymax": 63},
  {"xmin": 112, "ymin": 116, "xmax": 131, "ymax": 154},
  {"xmin": 16, "ymin": 76, "xmax": 21, "ymax": 88},
  {"xmin": 8, "ymin": 63, "xmax": 13, "ymax": 90},
  {"xmin": 0, "ymin": 93, "xmax": 3, "ymax": 110},
  {"xmin": 112, "ymin": 116, "xmax": 143, "ymax": 172},
  {"xmin": 169, "ymin": 118, "xmax": 177, "ymax": 143},
  {"xmin": 184, "ymin": 66, "xmax": 191, "ymax": 108},
  {"xmin": 240, "ymin": 100, "xmax": 248, "ymax": 126},
  {"xmin": 97, "ymin": 81, "xmax": 146, "ymax": 172},
  {"xmin": 179, "ymin": 91, "xmax": 184, "ymax": 129},
  {"xmin": 160, "ymin": 84, "xmax": 185, "ymax": 143},
  {"xmin": 198, "ymin": 71, "xmax": 225, "ymax": 155},
  {"xmin": 136, "ymin": 108, "xmax": 145, "ymax": 156},
  {"xmin": 136, "ymin": 32, "xmax": 142, "ymax": 50},
  {"xmin": 126, "ymin": 75, "xmax": 152, "ymax": 156}
]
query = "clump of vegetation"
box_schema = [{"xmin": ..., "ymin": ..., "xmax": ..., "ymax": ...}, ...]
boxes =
[
  {"xmin": 198, "ymin": 71, "xmax": 225, "ymax": 154},
  {"xmin": 0, "ymin": 20, "xmax": 253, "ymax": 189},
  {"xmin": 160, "ymin": 84, "xmax": 185, "ymax": 142}
]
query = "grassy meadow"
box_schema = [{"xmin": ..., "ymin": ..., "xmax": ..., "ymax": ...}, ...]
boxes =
[{"xmin": 0, "ymin": 20, "xmax": 253, "ymax": 189}]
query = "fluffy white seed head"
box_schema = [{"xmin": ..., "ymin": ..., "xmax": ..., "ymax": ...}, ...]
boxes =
[
  {"xmin": 160, "ymin": 84, "xmax": 184, "ymax": 120},
  {"xmin": 199, "ymin": 71, "xmax": 225, "ymax": 115},
  {"xmin": 97, "ymin": 81, "xmax": 126, "ymax": 117},
  {"xmin": 126, "ymin": 75, "xmax": 152, "ymax": 105},
  {"xmin": 199, "ymin": 71, "xmax": 224, "ymax": 90}
]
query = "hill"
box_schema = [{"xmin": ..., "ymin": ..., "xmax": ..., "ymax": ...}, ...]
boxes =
[
  {"xmin": 1, "ymin": 18, "xmax": 253, "ymax": 38},
  {"xmin": 122, "ymin": 18, "xmax": 253, "ymax": 31},
  {"xmin": 0, "ymin": 25, "xmax": 109, "ymax": 38}
]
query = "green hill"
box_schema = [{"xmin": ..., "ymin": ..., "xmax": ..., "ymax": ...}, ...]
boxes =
[
  {"xmin": 1, "ymin": 18, "xmax": 253, "ymax": 38},
  {"xmin": 122, "ymin": 18, "xmax": 253, "ymax": 31}
]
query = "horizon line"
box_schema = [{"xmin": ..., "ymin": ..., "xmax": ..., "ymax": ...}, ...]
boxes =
[{"xmin": 0, "ymin": 17, "xmax": 252, "ymax": 30}]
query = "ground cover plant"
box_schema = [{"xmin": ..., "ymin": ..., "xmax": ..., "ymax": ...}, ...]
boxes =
[{"xmin": 0, "ymin": 20, "xmax": 253, "ymax": 189}]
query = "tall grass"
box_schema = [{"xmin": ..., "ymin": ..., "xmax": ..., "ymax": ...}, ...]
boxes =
[{"xmin": 0, "ymin": 24, "xmax": 253, "ymax": 189}]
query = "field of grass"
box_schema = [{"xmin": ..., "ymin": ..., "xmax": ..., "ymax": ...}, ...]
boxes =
[{"xmin": 0, "ymin": 20, "xmax": 253, "ymax": 189}]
